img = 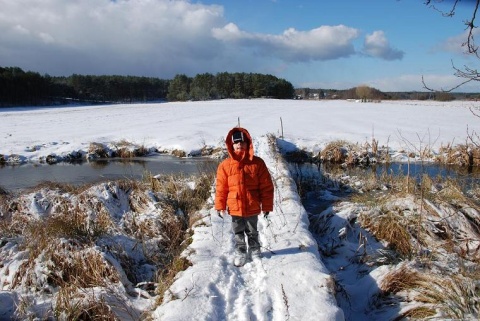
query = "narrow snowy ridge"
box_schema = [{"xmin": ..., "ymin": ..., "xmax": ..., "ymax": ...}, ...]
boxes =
[{"xmin": 153, "ymin": 136, "xmax": 344, "ymax": 321}]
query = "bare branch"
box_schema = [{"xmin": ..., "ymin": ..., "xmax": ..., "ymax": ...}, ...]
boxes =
[
  {"xmin": 463, "ymin": 0, "xmax": 480, "ymax": 56},
  {"xmin": 423, "ymin": 0, "xmax": 480, "ymax": 91},
  {"xmin": 469, "ymin": 106, "xmax": 480, "ymax": 118},
  {"xmin": 425, "ymin": 0, "xmax": 459, "ymax": 17},
  {"xmin": 467, "ymin": 124, "xmax": 480, "ymax": 148}
]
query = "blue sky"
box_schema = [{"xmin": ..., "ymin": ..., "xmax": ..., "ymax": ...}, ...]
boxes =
[{"xmin": 0, "ymin": 0, "xmax": 478, "ymax": 92}]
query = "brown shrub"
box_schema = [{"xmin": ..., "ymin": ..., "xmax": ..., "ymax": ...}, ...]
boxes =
[
  {"xmin": 171, "ymin": 149, "xmax": 186, "ymax": 158},
  {"xmin": 88, "ymin": 142, "xmax": 109, "ymax": 158},
  {"xmin": 320, "ymin": 140, "xmax": 349, "ymax": 163}
]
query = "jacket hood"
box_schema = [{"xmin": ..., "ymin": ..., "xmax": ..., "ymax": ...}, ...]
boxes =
[{"xmin": 225, "ymin": 127, "xmax": 254, "ymax": 161}]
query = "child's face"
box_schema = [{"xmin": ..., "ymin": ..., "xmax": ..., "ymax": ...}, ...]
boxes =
[{"xmin": 233, "ymin": 141, "xmax": 247, "ymax": 152}]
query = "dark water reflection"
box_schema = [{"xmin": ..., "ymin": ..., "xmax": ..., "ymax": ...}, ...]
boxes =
[
  {"xmin": 0, "ymin": 155, "xmax": 218, "ymax": 192},
  {"xmin": 318, "ymin": 161, "xmax": 480, "ymax": 189},
  {"xmin": 356, "ymin": 162, "xmax": 476, "ymax": 180},
  {"xmin": 371, "ymin": 162, "xmax": 479, "ymax": 178}
]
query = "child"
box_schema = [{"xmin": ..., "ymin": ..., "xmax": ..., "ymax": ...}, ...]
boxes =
[{"xmin": 215, "ymin": 127, "xmax": 274, "ymax": 266}]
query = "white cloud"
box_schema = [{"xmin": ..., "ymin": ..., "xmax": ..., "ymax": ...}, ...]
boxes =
[
  {"xmin": 0, "ymin": 0, "xmax": 228, "ymax": 76},
  {"xmin": 0, "ymin": 0, "xmax": 366, "ymax": 77},
  {"xmin": 213, "ymin": 24, "xmax": 360, "ymax": 61},
  {"xmin": 363, "ymin": 30, "xmax": 404, "ymax": 60},
  {"xmin": 435, "ymin": 29, "xmax": 480, "ymax": 55}
]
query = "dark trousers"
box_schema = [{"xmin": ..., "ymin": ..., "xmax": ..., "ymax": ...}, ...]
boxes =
[{"xmin": 231, "ymin": 215, "xmax": 260, "ymax": 253}]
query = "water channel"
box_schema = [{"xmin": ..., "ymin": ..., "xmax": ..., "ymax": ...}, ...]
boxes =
[
  {"xmin": 2, "ymin": 156, "xmax": 479, "ymax": 193},
  {"xmin": 310, "ymin": 161, "xmax": 480, "ymax": 188},
  {"xmin": 0, "ymin": 155, "xmax": 218, "ymax": 192}
]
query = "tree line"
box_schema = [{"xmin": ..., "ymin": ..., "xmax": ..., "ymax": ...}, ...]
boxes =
[
  {"xmin": 0, "ymin": 67, "xmax": 295, "ymax": 107},
  {"xmin": 167, "ymin": 72, "xmax": 294, "ymax": 101},
  {"xmin": 296, "ymin": 86, "xmax": 477, "ymax": 101}
]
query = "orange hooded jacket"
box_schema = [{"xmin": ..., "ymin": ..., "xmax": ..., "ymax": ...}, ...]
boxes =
[{"xmin": 214, "ymin": 127, "xmax": 274, "ymax": 217}]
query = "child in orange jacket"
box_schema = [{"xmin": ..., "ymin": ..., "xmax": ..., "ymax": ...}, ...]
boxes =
[{"xmin": 215, "ymin": 127, "xmax": 274, "ymax": 266}]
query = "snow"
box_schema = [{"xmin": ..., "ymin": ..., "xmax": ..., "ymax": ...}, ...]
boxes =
[
  {"xmin": 1, "ymin": 99, "xmax": 478, "ymax": 163},
  {"xmin": 0, "ymin": 99, "xmax": 479, "ymax": 320}
]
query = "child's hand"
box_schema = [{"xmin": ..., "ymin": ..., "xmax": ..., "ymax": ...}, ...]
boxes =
[{"xmin": 264, "ymin": 212, "xmax": 269, "ymax": 219}]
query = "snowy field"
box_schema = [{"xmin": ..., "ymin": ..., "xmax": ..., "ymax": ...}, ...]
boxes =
[
  {"xmin": 1, "ymin": 99, "xmax": 479, "ymax": 164},
  {"xmin": 0, "ymin": 99, "xmax": 479, "ymax": 320}
]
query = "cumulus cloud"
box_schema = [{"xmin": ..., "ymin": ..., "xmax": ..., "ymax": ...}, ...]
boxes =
[
  {"xmin": 0, "ymin": 0, "xmax": 228, "ymax": 76},
  {"xmin": 212, "ymin": 23, "xmax": 360, "ymax": 62},
  {"xmin": 0, "ymin": 0, "xmax": 408, "ymax": 84},
  {"xmin": 363, "ymin": 30, "xmax": 404, "ymax": 60}
]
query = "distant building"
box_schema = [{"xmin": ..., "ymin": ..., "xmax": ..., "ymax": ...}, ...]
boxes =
[{"xmin": 294, "ymin": 88, "xmax": 325, "ymax": 100}]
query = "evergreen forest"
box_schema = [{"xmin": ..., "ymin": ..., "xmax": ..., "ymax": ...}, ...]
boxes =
[{"xmin": 0, "ymin": 67, "xmax": 295, "ymax": 107}]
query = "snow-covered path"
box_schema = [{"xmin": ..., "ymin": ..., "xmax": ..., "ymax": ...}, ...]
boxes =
[{"xmin": 153, "ymin": 136, "xmax": 344, "ymax": 321}]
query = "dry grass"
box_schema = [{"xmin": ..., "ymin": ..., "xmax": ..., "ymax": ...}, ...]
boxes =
[
  {"xmin": 155, "ymin": 256, "xmax": 192, "ymax": 303},
  {"xmin": 379, "ymin": 265, "xmax": 479, "ymax": 319},
  {"xmin": 359, "ymin": 208, "xmax": 413, "ymax": 258},
  {"xmin": 0, "ymin": 192, "xmax": 15, "ymax": 236},
  {"xmin": 114, "ymin": 139, "xmax": 149, "ymax": 158},
  {"xmin": 50, "ymin": 247, "xmax": 120, "ymax": 287},
  {"xmin": 12, "ymin": 238, "xmax": 119, "ymax": 290},
  {"xmin": 116, "ymin": 171, "xmax": 213, "ymax": 280},
  {"xmin": 320, "ymin": 140, "xmax": 350, "ymax": 163},
  {"xmin": 171, "ymin": 149, "xmax": 186, "ymax": 157},
  {"xmin": 116, "ymin": 148, "xmax": 136, "ymax": 159},
  {"xmin": 88, "ymin": 140, "xmax": 151, "ymax": 159},
  {"xmin": 88, "ymin": 142, "xmax": 109, "ymax": 158},
  {"xmin": 146, "ymin": 170, "xmax": 214, "ymax": 223},
  {"xmin": 348, "ymin": 188, "xmax": 385, "ymax": 208},
  {"xmin": 49, "ymin": 199, "xmax": 111, "ymax": 240},
  {"xmin": 380, "ymin": 264, "xmax": 420, "ymax": 294},
  {"xmin": 344, "ymin": 163, "xmax": 477, "ymax": 211},
  {"xmin": 54, "ymin": 286, "xmax": 117, "ymax": 321},
  {"xmin": 437, "ymin": 143, "xmax": 480, "ymax": 167},
  {"xmin": 338, "ymin": 165, "xmax": 417, "ymax": 199},
  {"xmin": 315, "ymin": 138, "xmax": 392, "ymax": 165},
  {"xmin": 379, "ymin": 238, "xmax": 480, "ymax": 320},
  {"xmin": 433, "ymin": 177, "xmax": 471, "ymax": 204},
  {"xmin": 1, "ymin": 188, "xmax": 113, "ymax": 243},
  {"xmin": 400, "ymin": 306, "xmax": 437, "ymax": 319},
  {"xmin": 415, "ymin": 273, "xmax": 479, "ymax": 319},
  {"xmin": 10, "ymin": 206, "xmax": 118, "ymax": 290},
  {"xmin": 142, "ymin": 169, "xmax": 214, "ymax": 303}
]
